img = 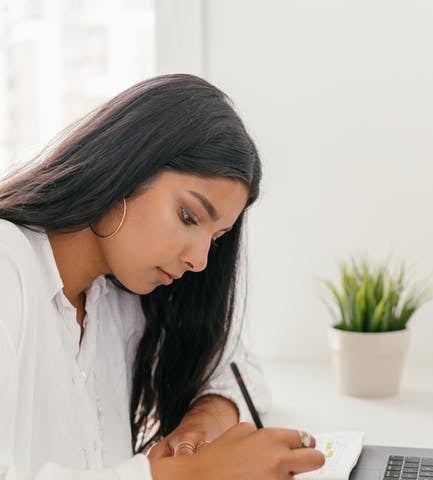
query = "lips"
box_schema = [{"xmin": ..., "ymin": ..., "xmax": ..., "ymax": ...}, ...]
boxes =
[{"xmin": 158, "ymin": 267, "xmax": 182, "ymax": 281}]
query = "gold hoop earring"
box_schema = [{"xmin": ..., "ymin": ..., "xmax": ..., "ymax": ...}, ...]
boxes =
[{"xmin": 90, "ymin": 198, "xmax": 127, "ymax": 239}]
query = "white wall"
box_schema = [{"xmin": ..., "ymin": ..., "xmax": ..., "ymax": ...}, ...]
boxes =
[{"xmin": 156, "ymin": 0, "xmax": 433, "ymax": 364}]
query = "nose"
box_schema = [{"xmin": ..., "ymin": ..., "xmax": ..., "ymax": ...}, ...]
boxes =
[{"xmin": 181, "ymin": 236, "xmax": 211, "ymax": 273}]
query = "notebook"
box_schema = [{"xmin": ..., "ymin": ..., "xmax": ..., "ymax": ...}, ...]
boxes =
[{"xmin": 295, "ymin": 431, "xmax": 364, "ymax": 480}]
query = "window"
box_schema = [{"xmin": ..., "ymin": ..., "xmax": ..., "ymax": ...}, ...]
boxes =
[{"xmin": 0, "ymin": 0, "xmax": 155, "ymax": 173}]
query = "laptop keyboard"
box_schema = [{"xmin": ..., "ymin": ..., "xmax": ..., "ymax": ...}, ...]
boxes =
[{"xmin": 384, "ymin": 455, "xmax": 433, "ymax": 480}]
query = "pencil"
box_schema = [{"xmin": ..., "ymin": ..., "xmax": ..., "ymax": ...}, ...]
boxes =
[{"xmin": 230, "ymin": 361, "xmax": 263, "ymax": 429}]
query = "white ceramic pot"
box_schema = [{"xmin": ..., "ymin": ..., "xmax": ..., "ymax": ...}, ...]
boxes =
[{"xmin": 327, "ymin": 327, "xmax": 410, "ymax": 397}]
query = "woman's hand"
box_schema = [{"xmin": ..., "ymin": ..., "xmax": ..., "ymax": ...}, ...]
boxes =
[
  {"xmin": 147, "ymin": 394, "xmax": 239, "ymax": 459},
  {"xmin": 149, "ymin": 422, "xmax": 326, "ymax": 480}
]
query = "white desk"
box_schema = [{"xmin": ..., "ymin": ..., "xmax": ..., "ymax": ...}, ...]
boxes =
[{"xmin": 259, "ymin": 359, "xmax": 433, "ymax": 449}]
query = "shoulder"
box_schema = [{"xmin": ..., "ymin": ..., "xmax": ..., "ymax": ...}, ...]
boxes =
[
  {"xmin": 0, "ymin": 218, "xmax": 32, "ymax": 247},
  {"xmin": 0, "ymin": 220, "xmax": 42, "ymax": 301},
  {"xmin": 0, "ymin": 220, "xmax": 46, "ymax": 305},
  {"xmin": 0, "ymin": 219, "xmax": 39, "ymax": 268},
  {"xmin": 0, "ymin": 220, "xmax": 39, "ymax": 352}
]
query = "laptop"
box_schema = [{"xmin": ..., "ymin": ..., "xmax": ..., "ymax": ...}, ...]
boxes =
[{"xmin": 350, "ymin": 445, "xmax": 433, "ymax": 480}]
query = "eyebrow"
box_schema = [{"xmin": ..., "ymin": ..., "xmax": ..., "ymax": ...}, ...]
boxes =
[
  {"xmin": 188, "ymin": 190, "xmax": 220, "ymax": 221},
  {"xmin": 187, "ymin": 190, "xmax": 233, "ymax": 233}
]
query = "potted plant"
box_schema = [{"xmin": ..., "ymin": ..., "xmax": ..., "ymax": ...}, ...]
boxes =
[{"xmin": 323, "ymin": 258, "xmax": 429, "ymax": 397}]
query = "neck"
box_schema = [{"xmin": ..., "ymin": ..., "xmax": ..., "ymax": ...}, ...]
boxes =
[{"xmin": 47, "ymin": 228, "xmax": 109, "ymax": 307}]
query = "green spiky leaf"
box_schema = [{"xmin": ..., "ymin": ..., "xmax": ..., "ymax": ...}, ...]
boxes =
[{"xmin": 322, "ymin": 258, "xmax": 430, "ymax": 332}]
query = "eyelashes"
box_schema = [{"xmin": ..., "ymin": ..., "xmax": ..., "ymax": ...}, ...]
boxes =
[
  {"xmin": 180, "ymin": 206, "xmax": 220, "ymax": 247},
  {"xmin": 180, "ymin": 206, "xmax": 198, "ymax": 226}
]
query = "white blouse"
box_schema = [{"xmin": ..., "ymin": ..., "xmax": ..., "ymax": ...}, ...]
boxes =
[{"xmin": 0, "ymin": 219, "xmax": 269, "ymax": 480}]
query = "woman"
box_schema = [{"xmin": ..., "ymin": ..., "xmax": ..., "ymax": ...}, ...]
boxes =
[{"xmin": 0, "ymin": 74, "xmax": 324, "ymax": 479}]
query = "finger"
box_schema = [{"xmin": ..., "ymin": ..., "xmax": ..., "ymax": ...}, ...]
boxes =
[
  {"xmin": 287, "ymin": 447, "xmax": 326, "ymax": 475},
  {"xmin": 173, "ymin": 440, "xmax": 196, "ymax": 456},
  {"xmin": 258, "ymin": 428, "xmax": 317, "ymax": 450},
  {"xmin": 147, "ymin": 440, "xmax": 172, "ymax": 460},
  {"xmin": 214, "ymin": 422, "xmax": 257, "ymax": 443},
  {"xmin": 195, "ymin": 440, "xmax": 211, "ymax": 453},
  {"xmin": 208, "ymin": 422, "xmax": 255, "ymax": 448}
]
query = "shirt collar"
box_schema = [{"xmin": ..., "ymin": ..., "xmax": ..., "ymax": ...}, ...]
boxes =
[
  {"xmin": 85, "ymin": 274, "xmax": 109, "ymax": 305},
  {"xmin": 18, "ymin": 226, "xmax": 109, "ymax": 303}
]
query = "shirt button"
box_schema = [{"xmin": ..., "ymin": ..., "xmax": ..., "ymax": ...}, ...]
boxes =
[{"xmin": 80, "ymin": 370, "xmax": 87, "ymax": 381}]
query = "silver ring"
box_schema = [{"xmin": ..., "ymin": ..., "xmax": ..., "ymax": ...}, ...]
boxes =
[{"xmin": 297, "ymin": 430, "xmax": 312, "ymax": 448}]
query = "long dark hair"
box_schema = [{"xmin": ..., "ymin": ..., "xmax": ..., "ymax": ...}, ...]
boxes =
[{"xmin": 0, "ymin": 74, "xmax": 262, "ymax": 451}]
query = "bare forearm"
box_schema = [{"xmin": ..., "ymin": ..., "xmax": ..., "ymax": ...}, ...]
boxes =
[{"xmin": 188, "ymin": 394, "xmax": 239, "ymax": 431}]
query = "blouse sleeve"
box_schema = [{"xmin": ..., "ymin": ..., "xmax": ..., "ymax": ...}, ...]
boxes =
[
  {"xmin": 0, "ymin": 246, "xmax": 153, "ymax": 480},
  {"xmin": 0, "ymin": 250, "xmax": 25, "ymax": 472},
  {"xmin": 0, "ymin": 455, "xmax": 151, "ymax": 480}
]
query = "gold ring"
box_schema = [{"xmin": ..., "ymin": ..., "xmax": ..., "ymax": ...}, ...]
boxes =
[
  {"xmin": 173, "ymin": 440, "xmax": 196, "ymax": 455},
  {"xmin": 196, "ymin": 440, "xmax": 211, "ymax": 452},
  {"xmin": 297, "ymin": 430, "xmax": 312, "ymax": 448}
]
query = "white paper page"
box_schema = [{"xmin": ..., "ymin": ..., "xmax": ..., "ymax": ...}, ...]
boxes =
[{"xmin": 295, "ymin": 431, "xmax": 364, "ymax": 480}]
